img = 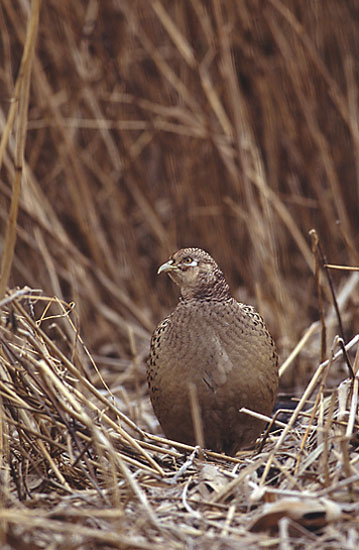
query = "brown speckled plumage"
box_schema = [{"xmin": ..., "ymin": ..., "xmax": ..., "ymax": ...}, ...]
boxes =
[{"xmin": 147, "ymin": 248, "xmax": 278, "ymax": 455}]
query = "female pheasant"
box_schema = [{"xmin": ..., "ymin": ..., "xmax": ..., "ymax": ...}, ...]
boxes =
[{"xmin": 147, "ymin": 247, "xmax": 278, "ymax": 455}]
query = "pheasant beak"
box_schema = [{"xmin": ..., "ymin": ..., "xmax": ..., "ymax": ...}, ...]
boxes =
[{"xmin": 157, "ymin": 260, "xmax": 178, "ymax": 274}]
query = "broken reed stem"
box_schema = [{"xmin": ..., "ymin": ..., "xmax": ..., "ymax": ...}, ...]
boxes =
[
  {"xmin": 338, "ymin": 338, "xmax": 355, "ymax": 380},
  {"xmin": 309, "ymin": 229, "xmax": 327, "ymax": 361},
  {"xmin": 310, "ymin": 229, "xmax": 346, "ymax": 343},
  {"xmin": 310, "ymin": 229, "xmax": 355, "ymax": 379}
]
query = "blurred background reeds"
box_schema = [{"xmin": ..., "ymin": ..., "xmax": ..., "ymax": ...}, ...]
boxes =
[{"xmin": 1, "ymin": 1, "xmax": 359, "ymax": 548}]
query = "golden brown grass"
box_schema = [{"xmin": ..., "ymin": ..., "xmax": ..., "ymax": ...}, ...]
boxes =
[
  {"xmin": 1, "ymin": 0, "xmax": 359, "ymax": 548},
  {"xmin": 1, "ymin": 288, "xmax": 359, "ymax": 549}
]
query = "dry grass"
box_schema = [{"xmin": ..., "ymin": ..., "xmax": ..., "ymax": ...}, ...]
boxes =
[
  {"xmin": 1, "ymin": 0, "xmax": 359, "ymax": 548},
  {"xmin": 1, "ymin": 288, "xmax": 359, "ymax": 549}
]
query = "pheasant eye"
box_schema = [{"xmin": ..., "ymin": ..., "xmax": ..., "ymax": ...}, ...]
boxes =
[{"xmin": 181, "ymin": 256, "xmax": 198, "ymax": 267}]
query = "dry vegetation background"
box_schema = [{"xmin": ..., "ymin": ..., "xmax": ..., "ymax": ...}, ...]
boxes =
[{"xmin": 1, "ymin": 0, "xmax": 359, "ymax": 549}]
